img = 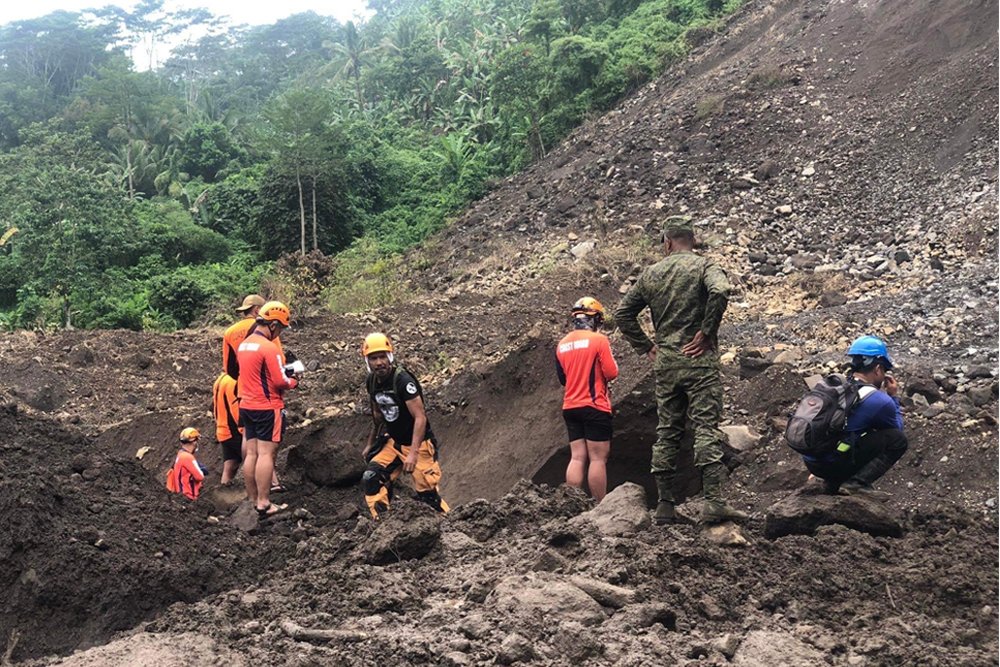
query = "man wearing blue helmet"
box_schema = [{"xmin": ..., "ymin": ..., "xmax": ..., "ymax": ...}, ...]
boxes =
[{"xmin": 803, "ymin": 335, "xmax": 908, "ymax": 494}]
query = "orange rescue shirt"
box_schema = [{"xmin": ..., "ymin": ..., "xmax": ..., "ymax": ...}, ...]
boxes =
[
  {"xmin": 237, "ymin": 331, "xmax": 297, "ymax": 410},
  {"xmin": 168, "ymin": 450, "xmax": 205, "ymax": 500},
  {"xmin": 556, "ymin": 329, "xmax": 619, "ymax": 413},
  {"xmin": 213, "ymin": 373, "xmax": 241, "ymax": 441},
  {"xmin": 223, "ymin": 317, "xmax": 283, "ymax": 379}
]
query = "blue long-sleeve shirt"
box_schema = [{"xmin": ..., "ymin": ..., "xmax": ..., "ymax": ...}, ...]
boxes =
[{"xmin": 846, "ymin": 388, "xmax": 904, "ymax": 432}]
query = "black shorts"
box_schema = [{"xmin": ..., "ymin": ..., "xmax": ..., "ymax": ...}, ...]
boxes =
[
  {"xmin": 240, "ymin": 408, "xmax": 287, "ymax": 443},
  {"xmin": 563, "ymin": 406, "xmax": 613, "ymax": 442},
  {"xmin": 220, "ymin": 435, "xmax": 242, "ymax": 462}
]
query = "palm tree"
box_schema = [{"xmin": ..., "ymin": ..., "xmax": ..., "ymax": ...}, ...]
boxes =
[{"xmin": 322, "ymin": 21, "xmax": 376, "ymax": 110}]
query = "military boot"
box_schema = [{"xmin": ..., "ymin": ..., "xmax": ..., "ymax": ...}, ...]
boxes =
[
  {"xmin": 701, "ymin": 462, "xmax": 749, "ymax": 523},
  {"xmin": 653, "ymin": 473, "xmax": 675, "ymax": 525}
]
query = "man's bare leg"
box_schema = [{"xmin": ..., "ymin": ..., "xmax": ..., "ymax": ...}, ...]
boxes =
[
  {"xmin": 221, "ymin": 459, "xmax": 240, "ymax": 484},
  {"xmin": 243, "ymin": 436, "xmax": 259, "ymax": 505},
  {"xmin": 255, "ymin": 440, "xmax": 279, "ymax": 512},
  {"xmin": 566, "ymin": 439, "xmax": 588, "ymax": 489},
  {"xmin": 586, "ymin": 439, "xmax": 610, "ymax": 501}
]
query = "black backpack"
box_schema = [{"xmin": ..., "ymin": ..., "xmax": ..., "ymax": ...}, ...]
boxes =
[{"xmin": 784, "ymin": 374, "xmax": 865, "ymax": 457}]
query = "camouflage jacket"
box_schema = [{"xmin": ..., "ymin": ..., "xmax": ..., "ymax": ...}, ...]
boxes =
[{"xmin": 615, "ymin": 250, "xmax": 730, "ymax": 369}]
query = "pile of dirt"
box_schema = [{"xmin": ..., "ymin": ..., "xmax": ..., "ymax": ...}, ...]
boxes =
[
  {"xmin": 1, "ymin": 0, "xmax": 997, "ymax": 662},
  {"xmin": 0, "ymin": 404, "xmax": 294, "ymax": 659},
  {"xmin": 72, "ymin": 483, "xmax": 996, "ymax": 667}
]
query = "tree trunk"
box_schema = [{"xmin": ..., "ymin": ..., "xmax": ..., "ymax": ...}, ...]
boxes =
[
  {"xmin": 311, "ymin": 173, "xmax": 318, "ymax": 251},
  {"xmin": 126, "ymin": 142, "xmax": 135, "ymax": 199},
  {"xmin": 296, "ymin": 166, "xmax": 306, "ymax": 255}
]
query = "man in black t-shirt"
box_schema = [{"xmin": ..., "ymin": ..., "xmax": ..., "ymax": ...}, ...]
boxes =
[{"xmin": 360, "ymin": 333, "xmax": 449, "ymax": 519}]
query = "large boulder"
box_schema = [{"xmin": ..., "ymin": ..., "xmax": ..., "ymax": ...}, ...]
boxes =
[
  {"xmin": 286, "ymin": 424, "xmax": 366, "ymax": 487},
  {"xmin": 733, "ymin": 631, "xmax": 825, "ymax": 667},
  {"xmin": 489, "ymin": 573, "xmax": 606, "ymax": 626},
  {"xmin": 364, "ymin": 502, "xmax": 442, "ymax": 565},
  {"xmin": 764, "ymin": 490, "xmax": 904, "ymax": 539},
  {"xmin": 571, "ymin": 482, "xmax": 651, "ymax": 536}
]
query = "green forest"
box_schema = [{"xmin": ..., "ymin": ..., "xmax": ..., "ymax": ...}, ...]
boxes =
[{"xmin": 0, "ymin": 0, "xmax": 739, "ymax": 330}]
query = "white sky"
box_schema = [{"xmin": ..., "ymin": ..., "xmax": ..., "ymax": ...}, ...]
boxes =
[
  {"xmin": 0, "ymin": 0, "xmax": 372, "ymax": 26},
  {"xmin": 1, "ymin": 1, "xmax": 374, "ymax": 69}
]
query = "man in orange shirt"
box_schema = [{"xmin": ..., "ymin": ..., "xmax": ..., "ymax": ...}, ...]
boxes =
[
  {"xmin": 556, "ymin": 297, "xmax": 619, "ymax": 501},
  {"xmin": 212, "ymin": 373, "xmax": 242, "ymax": 483},
  {"xmin": 166, "ymin": 427, "xmax": 207, "ymax": 500},
  {"xmin": 221, "ymin": 293, "xmax": 284, "ymax": 492},
  {"xmin": 238, "ymin": 301, "xmax": 297, "ymax": 517},
  {"xmin": 223, "ymin": 295, "xmax": 266, "ymax": 379}
]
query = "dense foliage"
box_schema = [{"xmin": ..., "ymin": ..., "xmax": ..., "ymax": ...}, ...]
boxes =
[{"xmin": 0, "ymin": 0, "xmax": 739, "ymax": 329}]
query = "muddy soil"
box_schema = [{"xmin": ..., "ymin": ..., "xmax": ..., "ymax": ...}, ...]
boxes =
[{"xmin": 1, "ymin": 0, "xmax": 998, "ymax": 662}]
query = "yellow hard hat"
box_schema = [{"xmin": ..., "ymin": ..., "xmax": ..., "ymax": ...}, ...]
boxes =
[
  {"xmin": 179, "ymin": 427, "xmax": 200, "ymax": 443},
  {"xmin": 362, "ymin": 333, "xmax": 393, "ymax": 357}
]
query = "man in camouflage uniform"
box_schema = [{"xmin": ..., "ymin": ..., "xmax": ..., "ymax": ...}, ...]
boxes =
[{"xmin": 615, "ymin": 216, "xmax": 748, "ymax": 525}]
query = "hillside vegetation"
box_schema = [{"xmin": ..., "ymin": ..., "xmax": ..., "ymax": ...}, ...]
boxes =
[{"xmin": 0, "ymin": 0, "xmax": 738, "ymax": 330}]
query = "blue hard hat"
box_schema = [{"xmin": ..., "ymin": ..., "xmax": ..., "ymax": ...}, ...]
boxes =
[{"xmin": 847, "ymin": 335, "xmax": 893, "ymax": 368}]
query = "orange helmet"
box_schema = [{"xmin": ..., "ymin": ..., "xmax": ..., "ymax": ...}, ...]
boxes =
[
  {"xmin": 572, "ymin": 297, "xmax": 604, "ymax": 317},
  {"xmin": 258, "ymin": 301, "xmax": 291, "ymax": 327},
  {"xmin": 362, "ymin": 333, "xmax": 393, "ymax": 358},
  {"xmin": 179, "ymin": 427, "xmax": 200, "ymax": 443}
]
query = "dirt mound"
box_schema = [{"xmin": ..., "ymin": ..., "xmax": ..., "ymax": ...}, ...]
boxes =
[
  {"xmin": 0, "ymin": 405, "xmax": 294, "ymax": 660},
  {"xmin": 132, "ymin": 482, "xmax": 997, "ymax": 667}
]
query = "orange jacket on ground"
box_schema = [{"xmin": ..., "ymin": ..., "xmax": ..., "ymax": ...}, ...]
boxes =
[
  {"xmin": 212, "ymin": 373, "xmax": 241, "ymax": 441},
  {"xmin": 237, "ymin": 331, "xmax": 297, "ymax": 410},
  {"xmin": 223, "ymin": 317, "xmax": 283, "ymax": 379},
  {"xmin": 167, "ymin": 450, "xmax": 205, "ymax": 500},
  {"xmin": 556, "ymin": 329, "xmax": 619, "ymax": 413}
]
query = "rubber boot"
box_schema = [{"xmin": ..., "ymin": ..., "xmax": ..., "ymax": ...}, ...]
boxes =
[
  {"xmin": 701, "ymin": 462, "xmax": 749, "ymax": 523},
  {"xmin": 653, "ymin": 473, "xmax": 675, "ymax": 525},
  {"xmin": 841, "ymin": 455, "xmax": 893, "ymax": 495}
]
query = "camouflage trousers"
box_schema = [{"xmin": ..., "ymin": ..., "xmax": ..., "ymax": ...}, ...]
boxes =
[{"xmin": 652, "ymin": 366, "xmax": 725, "ymax": 474}]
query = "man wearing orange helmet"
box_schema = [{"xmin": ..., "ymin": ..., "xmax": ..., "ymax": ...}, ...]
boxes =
[
  {"xmin": 238, "ymin": 301, "xmax": 297, "ymax": 517},
  {"xmin": 556, "ymin": 297, "xmax": 619, "ymax": 501},
  {"xmin": 166, "ymin": 428, "xmax": 207, "ymax": 500},
  {"xmin": 220, "ymin": 294, "xmax": 285, "ymax": 492},
  {"xmin": 360, "ymin": 333, "xmax": 449, "ymax": 518}
]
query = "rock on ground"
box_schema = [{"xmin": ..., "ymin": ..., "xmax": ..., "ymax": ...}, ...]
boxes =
[
  {"xmin": 765, "ymin": 490, "xmax": 904, "ymax": 539},
  {"xmin": 733, "ymin": 630, "xmax": 825, "ymax": 667},
  {"xmin": 229, "ymin": 500, "xmax": 259, "ymax": 533},
  {"xmin": 568, "ymin": 575, "xmax": 639, "ymax": 608},
  {"xmin": 364, "ymin": 502, "xmax": 442, "ymax": 565},
  {"xmin": 721, "ymin": 425, "xmax": 761, "ymax": 452},
  {"xmin": 571, "ymin": 482, "xmax": 651, "ymax": 536},
  {"xmin": 287, "ymin": 432, "xmax": 366, "ymax": 487},
  {"xmin": 33, "ymin": 632, "xmax": 246, "ymax": 667},
  {"xmin": 489, "ymin": 573, "xmax": 607, "ymax": 626},
  {"xmin": 702, "ymin": 522, "xmax": 750, "ymax": 547}
]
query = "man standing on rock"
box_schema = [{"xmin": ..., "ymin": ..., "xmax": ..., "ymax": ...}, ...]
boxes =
[
  {"xmin": 222, "ymin": 294, "xmax": 284, "ymax": 492},
  {"xmin": 361, "ymin": 333, "xmax": 449, "ymax": 518},
  {"xmin": 615, "ymin": 216, "xmax": 747, "ymax": 525},
  {"xmin": 802, "ymin": 336, "xmax": 908, "ymax": 495},
  {"xmin": 238, "ymin": 301, "xmax": 296, "ymax": 517},
  {"xmin": 556, "ymin": 297, "xmax": 619, "ymax": 501}
]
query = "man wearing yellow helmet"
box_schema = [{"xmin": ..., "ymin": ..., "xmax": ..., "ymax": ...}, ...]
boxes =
[
  {"xmin": 556, "ymin": 297, "xmax": 619, "ymax": 500},
  {"xmin": 360, "ymin": 333, "xmax": 449, "ymax": 519},
  {"xmin": 165, "ymin": 428, "xmax": 207, "ymax": 500},
  {"xmin": 238, "ymin": 301, "xmax": 297, "ymax": 517}
]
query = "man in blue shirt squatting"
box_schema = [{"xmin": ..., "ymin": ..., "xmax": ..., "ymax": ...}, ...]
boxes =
[{"xmin": 802, "ymin": 336, "xmax": 909, "ymax": 495}]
